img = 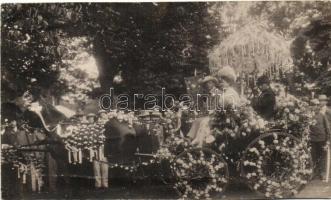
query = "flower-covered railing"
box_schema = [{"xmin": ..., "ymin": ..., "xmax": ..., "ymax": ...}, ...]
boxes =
[{"xmin": 1, "ymin": 126, "xmax": 47, "ymax": 192}]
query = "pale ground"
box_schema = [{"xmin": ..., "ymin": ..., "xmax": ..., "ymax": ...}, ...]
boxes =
[{"xmin": 23, "ymin": 179, "xmax": 330, "ymax": 199}]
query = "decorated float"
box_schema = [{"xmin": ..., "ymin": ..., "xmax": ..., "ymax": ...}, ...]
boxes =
[
  {"xmin": 2, "ymin": 38, "xmax": 315, "ymax": 198},
  {"xmin": 2, "ymin": 95, "xmax": 314, "ymax": 199}
]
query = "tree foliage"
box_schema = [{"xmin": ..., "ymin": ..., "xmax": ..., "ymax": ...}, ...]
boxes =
[
  {"xmin": 249, "ymin": 1, "xmax": 331, "ymax": 38},
  {"xmin": 249, "ymin": 1, "xmax": 331, "ymax": 94},
  {"xmin": 1, "ymin": 2, "xmax": 330, "ymax": 103},
  {"xmin": 87, "ymin": 3, "xmax": 220, "ymax": 96},
  {"xmin": 291, "ymin": 15, "xmax": 331, "ymax": 95},
  {"xmin": 1, "ymin": 3, "xmax": 220, "ymax": 103},
  {"xmin": 1, "ymin": 4, "xmax": 84, "ymax": 101}
]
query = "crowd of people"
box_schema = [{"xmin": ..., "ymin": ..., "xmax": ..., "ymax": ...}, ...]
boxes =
[
  {"xmin": 3, "ymin": 94, "xmax": 122, "ymax": 197},
  {"xmin": 1, "ymin": 66, "xmax": 331, "ymax": 198}
]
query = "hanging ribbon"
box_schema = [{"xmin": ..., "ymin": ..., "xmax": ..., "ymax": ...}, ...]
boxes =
[
  {"xmin": 65, "ymin": 145, "xmax": 72, "ymax": 163},
  {"xmin": 70, "ymin": 146, "xmax": 78, "ymax": 164},
  {"xmin": 78, "ymin": 149, "xmax": 82, "ymax": 164},
  {"xmin": 22, "ymin": 164, "xmax": 28, "ymax": 184},
  {"xmin": 89, "ymin": 148, "xmax": 93, "ymax": 161},
  {"xmin": 17, "ymin": 164, "xmax": 21, "ymax": 179},
  {"xmin": 68, "ymin": 151, "xmax": 72, "ymax": 164},
  {"xmin": 94, "ymin": 150, "xmax": 98, "ymax": 161},
  {"xmin": 98, "ymin": 146, "xmax": 102, "ymax": 161},
  {"xmin": 101, "ymin": 145, "xmax": 104, "ymax": 160},
  {"xmin": 146, "ymin": 124, "xmax": 150, "ymax": 135},
  {"xmin": 30, "ymin": 163, "xmax": 37, "ymax": 192},
  {"xmin": 36, "ymin": 170, "xmax": 43, "ymax": 193}
]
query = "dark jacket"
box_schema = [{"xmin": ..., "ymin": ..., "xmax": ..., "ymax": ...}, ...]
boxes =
[
  {"xmin": 1, "ymin": 102, "xmax": 24, "ymax": 124},
  {"xmin": 1, "ymin": 129, "xmax": 17, "ymax": 146},
  {"xmin": 104, "ymin": 119, "xmax": 137, "ymax": 163},
  {"xmin": 1, "ymin": 102, "xmax": 46, "ymax": 128},
  {"xmin": 310, "ymin": 110, "xmax": 331, "ymax": 142},
  {"xmin": 253, "ymin": 88, "xmax": 276, "ymax": 119}
]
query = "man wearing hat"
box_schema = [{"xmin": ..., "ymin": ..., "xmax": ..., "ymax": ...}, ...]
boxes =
[
  {"xmin": 97, "ymin": 110, "xmax": 109, "ymax": 124},
  {"xmin": 87, "ymin": 113, "xmax": 96, "ymax": 124},
  {"xmin": 253, "ymin": 75, "xmax": 276, "ymax": 120},
  {"xmin": 85, "ymin": 112, "xmax": 109, "ymax": 190},
  {"xmin": 216, "ymin": 66, "xmax": 241, "ymax": 109},
  {"xmin": 310, "ymin": 94, "xmax": 331, "ymax": 180}
]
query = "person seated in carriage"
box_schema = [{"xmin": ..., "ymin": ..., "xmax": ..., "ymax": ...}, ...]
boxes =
[
  {"xmin": 187, "ymin": 66, "xmax": 243, "ymax": 147},
  {"xmin": 252, "ymin": 75, "xmax": 276, "ymax": 120}
]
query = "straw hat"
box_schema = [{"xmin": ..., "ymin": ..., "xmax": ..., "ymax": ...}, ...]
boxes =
[
  {"xmin": 310, "ymin": 98, "xmax": 320, "ymax": 105},
  {"xmin": 98, "ymin": 110, "xmax": 107, "ymax": 115},
  {"xmin": 87, "ymin": 113, "xmax": 96, "ymax": 118},
  {"xmin": 318, "ymin": 94, "xmax": 328, "ymax": 102},
  {"xmin": 199, "ymin": 76, "xmax": 218, "ymax": 85},
  {"xmin": 216, "ymin": 66, "xmax": 237, "ymax": 83}
]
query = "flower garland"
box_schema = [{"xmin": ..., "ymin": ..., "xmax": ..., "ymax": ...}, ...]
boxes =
[
  {"xmin": 2, "ymin": 145, "xmax": 46, "ymax": 189},
  {"xmin": 241, "ymin": 132, "xmax": 313, "ymax": 198},
  {"xmin": 107, "ymin": 159, "xmax": 159, "ymax": 173},
  {"xmin": 1, "ymin": 147, "xmax": 23, "ymax": 165}
]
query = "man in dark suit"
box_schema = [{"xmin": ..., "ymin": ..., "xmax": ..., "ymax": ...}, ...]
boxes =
[
  {"xmin": 253, "ymin": 75, "xmax": 276, "ymax": 120},
  {"xmin": 1, "ymin": 120, "xmax": 23, "ymax": 199},
  {"xmin": 1, "ymin": 92, "xmax": 47, "ymax": 196},
  {"xmin": 310, "ymin": 95, "xmax": 331, "ymax": 180}
]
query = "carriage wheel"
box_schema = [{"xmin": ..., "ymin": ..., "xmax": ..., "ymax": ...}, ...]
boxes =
[
  {"xmin": 171, "ymin": 148, "xmax": 229, "ymax": 199},
  {"xmin": 241, "ymin": 131, "xmax": 313, "ymax": 198}
]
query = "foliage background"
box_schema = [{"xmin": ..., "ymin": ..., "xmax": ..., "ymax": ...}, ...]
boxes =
[{"xmin": 1, "ymin": 2, "xmax": 330, "ymax": 105}]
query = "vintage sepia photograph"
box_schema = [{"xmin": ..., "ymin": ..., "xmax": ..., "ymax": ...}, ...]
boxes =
[{"xmin": 1, "ymin": 1, "xmax": 331, "ymax": 199}]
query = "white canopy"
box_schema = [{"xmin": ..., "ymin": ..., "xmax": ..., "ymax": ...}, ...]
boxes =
[{"xmin": 209, "ymin": 21, "xmax": 293, "ymax": 75}]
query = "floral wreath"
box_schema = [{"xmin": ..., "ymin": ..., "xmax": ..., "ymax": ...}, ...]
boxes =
[
  {"xmin": 171, "ymin": 148, "xmax": 228, "ymax": 199},
  {"xmin": 241, "ymin": 132, "xmax": 313, "ymax": 198}
]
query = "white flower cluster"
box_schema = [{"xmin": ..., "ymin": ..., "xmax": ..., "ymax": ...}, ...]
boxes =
[{"xmin": 172, "ymin": 150, "xmax": 228, "ymax": 199}]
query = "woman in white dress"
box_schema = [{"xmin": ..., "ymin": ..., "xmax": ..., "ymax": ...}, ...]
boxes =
[{"xmin": 187, "ymin": 66, "xmax": 242, "ymax": 147}]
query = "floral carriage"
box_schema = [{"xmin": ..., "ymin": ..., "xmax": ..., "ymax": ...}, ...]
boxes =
[
  {"xmin": 59, "ymin": 98, "xmax": 313, "ymax": 199},
  {"xmin": 2, "ymin": 99, "xmax": 314, "ymax": 199},
  {"xmin": 166, "ymin": 98, "xmax": 314, "ymax": 199}
]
